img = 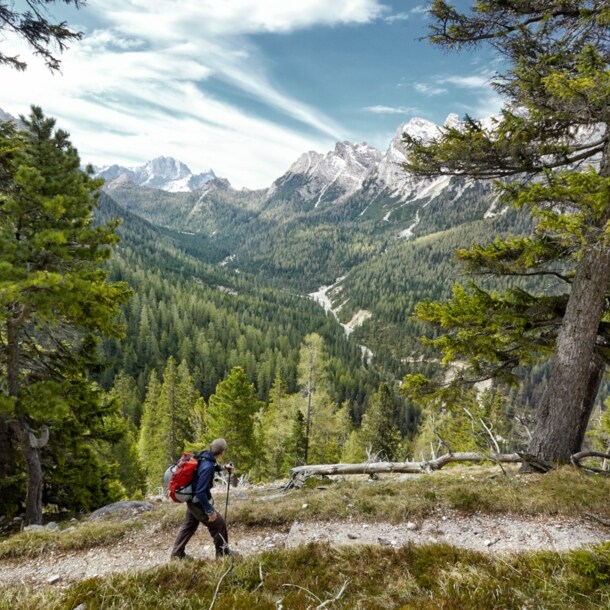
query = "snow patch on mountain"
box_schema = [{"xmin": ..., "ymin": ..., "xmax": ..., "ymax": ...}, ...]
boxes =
[
  {"xmin": 95, "ymin": 156, "xmax": 216, "ymax": 192},
  {"xmin": 271, "ymin": 141, "xmax": 382, "ymax": 206}
]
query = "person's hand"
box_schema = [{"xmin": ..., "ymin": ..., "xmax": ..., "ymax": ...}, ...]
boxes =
[
  {"xmin": 207, "ymin": 511, "xmax": 218, "ymax": 522},
  {"xmin": 225, "ymin": 462, "xmax": 235, "ymax": 474}
]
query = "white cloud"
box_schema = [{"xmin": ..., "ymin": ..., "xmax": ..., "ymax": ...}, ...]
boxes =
[
  {"xmin": 415, "ymin": 83, "xmax": 447, "ymax": 96},
  {"xmin": 440, "ymin": 75, "xmax": 491, "ymax": 89},
  {"xmin": 95, "ymin": 0, "xmax": 384, "ymax": 36},
  {"xmin": 384, "ymin": 12, "xmax": 410, "ymax": 23},
  {"xmin": 364, "ymin": 105, "xmax": 418, "ymax": 115},
  {"xmin": 0, "ymin": 1, "xmax": 388, "ymax": 188},
  {"xmin": 410, "ymin": 5, "xmax": 428, "ymax": 15}
]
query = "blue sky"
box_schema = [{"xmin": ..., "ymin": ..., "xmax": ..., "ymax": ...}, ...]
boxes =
[{"xmin": 1, "ymin": 1, "xmax": 502, "ymax": 188}]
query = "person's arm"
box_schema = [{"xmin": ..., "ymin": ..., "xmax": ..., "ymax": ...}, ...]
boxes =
[{"xmin": 194, "ymin": 463, "xmax": 215, "ymax": 515}]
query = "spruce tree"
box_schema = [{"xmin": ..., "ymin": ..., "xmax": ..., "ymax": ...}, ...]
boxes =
[
  {"xmin": 205, "ymin": 367, "xmax": 262, "ymax": 476},
  {"xmin": 283, "ymin": 410, "xmax": 307, "ymax": 472},
  {"xmin": 359, "ymin": 383, "xmax": 402, "ymax": 462},
  {"xmin": 0, "ymin": 108, "xmax": 131, "ymax": 523},
  {"xmin": 297, "ymin": 333, "xmax": 327, "ymax": 463},
  {"xmin": 138, "ymin": 370, "xmax": 164, "ymax": 491},
  {"xmin": 0, "ymin": 0, "xmax": 84, "ymax": 71},
  {"xmin": 403, "ymin": 1, "xmax": 610, "ymax": 465}
]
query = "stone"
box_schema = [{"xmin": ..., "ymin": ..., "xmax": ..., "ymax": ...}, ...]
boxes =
[
  {"xmin": 90, "ymin": 501, "xmax": 153, "ymax": 520},
  {"xmin": 347, "ymin": 532, "xmax": 361, "ymax": 539},
  {"xmin": 301, "ymin": 504, "xmax": 309, "ymax": 510},
  {"xmin": 47, "ymin": 575, "xmax": 61, "ymax": 585},
  {"xmin": 46, "ymin": 522, "xmax": 59, "ymax": 532},
  {"xmin": 24, "ymin": 524, "xmax": 45, "ymax": 532},
  {"xmin": 406, "ymin": 522, "xmax": 418, "ymax": 531}
]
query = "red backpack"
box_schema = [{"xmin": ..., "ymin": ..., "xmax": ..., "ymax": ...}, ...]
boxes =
[{"xmin": 165, "ymin": 452, "xmax": 202, "ymax": 503}]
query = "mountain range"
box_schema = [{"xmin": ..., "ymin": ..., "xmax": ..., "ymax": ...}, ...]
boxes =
[
  {"xmin": 1, "ymin": 106, "xmax": 507, "ymax": 373},
  {"xmin": 94, "ymin": 157, "xmax": 217, "ymax": 193}
]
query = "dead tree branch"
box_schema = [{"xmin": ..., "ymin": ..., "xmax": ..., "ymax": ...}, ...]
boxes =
[{"xmin": 571, "ymin": 451, "xmax": 610, "ymax": 475}]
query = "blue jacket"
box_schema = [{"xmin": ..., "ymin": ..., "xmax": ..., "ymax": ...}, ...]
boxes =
[{"xmin": 193, "ymin": 451, "xmax": 223, "ymax": 514}]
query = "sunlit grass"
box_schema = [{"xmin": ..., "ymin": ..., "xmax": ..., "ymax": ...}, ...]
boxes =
[
  {"xmin": 2, "ymin": 467, "xmax": 609, "ymax": 562},
  {"xmin": 3, "ymin": 542, "xmax": 610, "ymax": 609}
]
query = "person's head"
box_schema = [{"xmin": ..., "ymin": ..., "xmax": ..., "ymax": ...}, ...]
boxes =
[{"xmin": 210, "ymin": 438, "xmax": 227, "ymax": 458}]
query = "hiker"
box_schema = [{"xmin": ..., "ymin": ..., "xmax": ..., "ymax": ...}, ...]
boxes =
[{"xmin": 170, "ymin": 438, "xmax": 235, "ymax": 560}]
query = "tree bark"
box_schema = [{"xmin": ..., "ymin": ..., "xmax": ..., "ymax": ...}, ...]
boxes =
[
  {"xmin": 9, "ymin": 419, "xmax": 44, "ymax": 525},
  {"xmin": 574, "ymin": 353, "xmax": 606, "ymax": 452},
  {"xmin": 7, "ymin": 310, "xmax": 45, "ymax": 525},
  {"xmin": 527, "ymin": 137, "xmax": 610, "ymax": 464},
  {"xmin": 288, "ymin": 452, "xmax": 523, "ymax": 483},
  {"xmin": 527, "ymin": 248, "xmax": 610, "ymax": 463}
]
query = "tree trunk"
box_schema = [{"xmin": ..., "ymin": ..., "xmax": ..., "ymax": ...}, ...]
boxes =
[
  {"xmin": 527, "ymin": 138, "xmax": 610, "ymax": 464},
  {"xmin": 528, "ymin": 248, "xmax": 610, "ymax": 463},
  {"xmin": 288, "ymin": 452, "xmax": 523, "ymax": 483},
  {"xmin": 7, "ymin": 311, "xmax": 45, "ymax": 524},
  {"xmin": 10, "ymin": 419, "xmax": 44, "ymax": 525},
  {"xmin": 574, "ymin": 353, "xmax": 606, "ymax": 452}
]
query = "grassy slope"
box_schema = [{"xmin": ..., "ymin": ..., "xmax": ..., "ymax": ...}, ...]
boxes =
[{"xmin": 2, "ymin": 468, "xmax": 610, "ymax": 609}]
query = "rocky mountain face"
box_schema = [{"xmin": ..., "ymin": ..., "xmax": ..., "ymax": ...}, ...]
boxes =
[
  {"xmin": 0, "ymin": 108, "xmax": 25, "ymax": 129},
  {"xmin": 101, "ymin": 114, "xmax": 496, "ymax": 265},
  {"xmin": 266, "ymin": 141, "xmax": 383, "ymax": 211},
  {"xmin": 95, "ymin": 156, "xmax": 216, "ymax": 193}
]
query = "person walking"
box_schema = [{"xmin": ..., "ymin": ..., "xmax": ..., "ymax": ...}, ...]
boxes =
[{"xmin": 170, "ymin": 438, "xmax": 235, "ymax": 560}]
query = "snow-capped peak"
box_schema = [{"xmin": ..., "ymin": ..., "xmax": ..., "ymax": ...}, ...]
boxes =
[
  {"xmin": 401, "ymin": 117, "xmax": 441, "ymax": 144},
  {"xmin": 444, "ymin": 113, "xmax": 462, "ymax": 129},
  {"xmin": 95, "ymin": 156, "xmax": 216, "ymax": 192},
  {"xmin": 273, "ymin": 141, "xmax": 382, "ymax": 207}
]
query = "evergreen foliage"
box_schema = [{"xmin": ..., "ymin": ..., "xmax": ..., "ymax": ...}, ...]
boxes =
[
  {"xmin": 0, "ymin": 108, "xmax": 131, "ymax": 522},
  {"xmin": 402, "ymin": 1, "xmax": 610, "ymax": 464},
  {"xmin": 358, "ymin": 383, "xmax": 403, "ymax": 461},
  {"xmin": 205, "ymin": 367, "xmax": 263, "ymax": 476},
  {"xmin": 0, "ymin": 0, "xmax": 84, "ymax": 71}
]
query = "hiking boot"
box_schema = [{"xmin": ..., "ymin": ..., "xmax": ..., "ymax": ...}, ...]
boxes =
[{"xmin": 216, "ymin": 548, "xmax": 241, "ymax": 559}]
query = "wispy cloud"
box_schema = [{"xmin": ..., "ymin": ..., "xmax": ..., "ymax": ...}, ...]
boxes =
[
  {"xmin": 364, "ymin": 105, "xmax": 418, "ymax": 115},
  {"xmin": 441, "ymin": 75, "xmax": 491, "ymax": 89},
  {"xmin": 0, "ymin": 0, "xmax": 386, "ymax": 188},
  {"xmin": 384, "ymin": 12, "xmax": 410, "ymax": 23},
  {"xmin": 415, "ymin": 83, "xmax": 447, "ymax": 96},
  {"xmin": 410, "ymin": 5, "xmax": 428, "ymax": 15}
]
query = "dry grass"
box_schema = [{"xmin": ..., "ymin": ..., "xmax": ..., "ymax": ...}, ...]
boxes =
[
  {"xmin": 3, "ymin": 468, "xmax": 610, "ymax": 608},
  {"xmin": 2, "ymin": 542, "xmax": 610, "ymax": 609}
]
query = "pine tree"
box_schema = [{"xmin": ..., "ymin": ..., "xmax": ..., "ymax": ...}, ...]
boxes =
[
  {"xmin": 403, "ymin": 1, "xmax": 610, "ymax": 465},
  {"xmin": 159, "ymin": 357, "xmax": 195, "ymax": 463},
  {"xmin": 283, "ymin": 409, "xmax": 307, "ymax": 472},
  {"xmin": 297, "ymin": 333, "xmax": 327, "ymax": 463},
  {"xmin": 205, "ymin": 367, "xmax": 263, "ymax": 476},
  {"xmin": 138, "ymin": 370, "xmax": 165, "ymax": 491},
  {"xmin": 0, "ymin": 1, "xmax": 84, "ymax": 71},
  {"xmin": 108, "ymin": 372, "xmax": 142, "ymax": 426},
  {"xmin": 359, "ymin": 383, "xmax": 403, "ymax": 462},
  {"xmin": 0, "ymin": 108, "xmax": 131, "ymax": 523}
]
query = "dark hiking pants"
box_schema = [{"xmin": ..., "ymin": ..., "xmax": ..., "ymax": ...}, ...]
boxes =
[{"xmin": 171, "ymin": 501, "xmax": 229, "ymax": 558}]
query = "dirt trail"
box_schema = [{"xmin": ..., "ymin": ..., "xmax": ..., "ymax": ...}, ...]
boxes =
[{"xmin": 1, "ymin": 508, "xmax": 609, "ymax": 588}]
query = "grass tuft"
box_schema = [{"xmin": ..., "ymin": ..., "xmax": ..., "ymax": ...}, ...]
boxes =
[{"xmin": 3, "ymin": 542, "xmax": 610, "ymax": 609}]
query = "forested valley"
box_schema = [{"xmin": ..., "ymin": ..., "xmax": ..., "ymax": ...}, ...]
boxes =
[{"xmin": 3, "ymin": 1, "xmax": 610, "ymax": 528}]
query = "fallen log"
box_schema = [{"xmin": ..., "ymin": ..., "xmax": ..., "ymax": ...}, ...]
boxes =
[{"xmin": 286, "ymin": 452, "xmax": 523, "ymax": 487}]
